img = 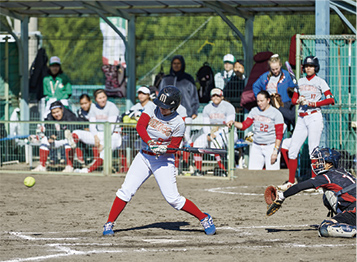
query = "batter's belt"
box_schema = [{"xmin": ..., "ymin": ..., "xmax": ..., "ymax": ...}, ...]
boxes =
[{"xmin": 299, "ymin": 110, "xmax": 318, "ymax": 117}]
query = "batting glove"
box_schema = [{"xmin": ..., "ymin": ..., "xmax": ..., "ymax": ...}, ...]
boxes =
[{"xmin": 151, "ymin": 145, "xmax": 167, "ymax": 155}]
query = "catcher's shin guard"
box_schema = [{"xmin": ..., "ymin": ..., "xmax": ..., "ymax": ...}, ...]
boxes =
[{"xmin": 318, "ymin": 220, "xmax": 356, "ymax": 238}]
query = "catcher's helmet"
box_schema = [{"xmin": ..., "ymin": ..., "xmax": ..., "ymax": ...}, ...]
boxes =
[
  {"xmin": 302, "ymin": 56, "xmax": 320, "ymax": 73},
  {"xmin": 310, "ymin": 147, "xmax": 341, "ymax": 175},
  {"xmin": 154, "ymin": 86, "xmax": 181, "ymax": 111}
]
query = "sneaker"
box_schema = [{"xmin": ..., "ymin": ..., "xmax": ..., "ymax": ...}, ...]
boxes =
[
  {"xmin": 65, "ymin": 130, "xmax": 76, "ymax": 149},
  {"xmin": 32, "ymin": 165, "xmax": 46, "ymax": 172},
  {"xmin": 74, "ymin": 167, "xmax": 89, "ymax": 173},
  {"xmin": 62, "ymin": 165, "xmax": 74, "ymax": 172},
  {"xmin": 277, "ymin": 181, "xmax": 295, "ymax": 191},
  {"xmin": 192, "ymin": 170, "xmax": 205, "ymax": 176},
  {"xmin": 103, "ymin": 222, "xmax": 114, "ymax": 236},
  {"xmin": 200, "ymin": 213, "xmax": 216, "ymax": 235}
]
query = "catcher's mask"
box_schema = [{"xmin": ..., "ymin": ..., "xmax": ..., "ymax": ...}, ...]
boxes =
[{"xmin": 310, "ymin": 147, "xmax": 341, "ymax": 175}]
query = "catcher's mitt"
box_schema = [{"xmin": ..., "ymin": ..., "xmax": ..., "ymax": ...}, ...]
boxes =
[
  {"xmin": 264, "ymin": 185, "xmax": 284, "ymax": 216},
  {"xmin": 264, "ymin": 186, "xmax": 277, "ymax": 205}
]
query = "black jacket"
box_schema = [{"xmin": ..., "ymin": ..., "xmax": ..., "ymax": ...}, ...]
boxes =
[{"xmin": 44, "ymin": 108, "xmax": 79, "ymax": 140}]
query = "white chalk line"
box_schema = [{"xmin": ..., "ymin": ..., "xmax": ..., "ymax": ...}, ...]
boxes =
[
  {"xmin": 3, "ymin": 224, "xmax": 355, "ymax": 262},
  {"xmin": 205, "ymin": 186, "xmax": 323, "ymax": 196}
]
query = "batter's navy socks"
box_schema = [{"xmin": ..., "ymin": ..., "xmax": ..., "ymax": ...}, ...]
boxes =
[
  {"xmin": 103, "ymin": 222, "xmax": 114, "ymax": 236},
  {"xmin": 200, "ymin": 213, "xmax": 216, "ymax": 235}
]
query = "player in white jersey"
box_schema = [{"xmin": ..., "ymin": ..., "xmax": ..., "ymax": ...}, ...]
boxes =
[
  {"xmin": 227, "ymin": 90, "xmax": 284, "ymax": 170},
  {"xmin": 102, "ymin": 86, "xmax": 216, "ymax": 236},
  {"xmin": 284, "ymin": 56, "xmax": 335, "ymax": 186},
  {"xmin": 71, "ymin": 89, "xmax": 121, "ymax": 173},
  {"xmin": 193, "ymin": 88, "xmax": 238, "ymax": 176}
]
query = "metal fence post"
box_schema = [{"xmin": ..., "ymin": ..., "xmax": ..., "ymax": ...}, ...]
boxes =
[
  {"xmin": 228, "ymin": 126, "xmax": 235, "ymax": 180},
  {"xmin": 103, "ymin": 122, "xmax": 112, "ymax": 175}
]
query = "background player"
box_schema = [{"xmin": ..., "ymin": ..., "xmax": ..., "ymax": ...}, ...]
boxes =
[
  {"xmin": 227, "ymin": 90, "xmax": 284, "ymax": 170},
  {"xmin": 32, "ymin": 100, "xmax": 78, "ymax": 172},
  {"xmin": 267, "ymin": 147, "xmax": 356, "ymax": 238},
  {"xmin": 285, "ymin": 56, "xmax": 335, "ymax": 187},
  {"xmin": 72, "ymin": 89, "xmax": 121, "ymax": 173},
  {"xmin": 103, "ymin": 86, "xmax": 216, "ymax": 236},
  {"xmin": 192, "ymin": 88, "xmax": 237, "ymax": 176}
]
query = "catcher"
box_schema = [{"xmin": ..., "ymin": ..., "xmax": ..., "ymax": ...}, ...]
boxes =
[{"xmin": 265, "ymin": 146, "xmax": 356, "ymax": 238}]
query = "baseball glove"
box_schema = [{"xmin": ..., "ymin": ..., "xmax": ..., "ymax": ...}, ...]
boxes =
[
  {"xmin": 264, "ymin": 185, "xmax": 277, "ymax": 205},
  {"xmin": 244, "ymin": 131, "xmax": 254, "ymax": 143},
  {"xmin": 265, "ymin": 185, "xmax": 284, "ymax": 216}
]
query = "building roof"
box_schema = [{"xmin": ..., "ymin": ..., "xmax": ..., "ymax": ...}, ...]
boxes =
[{"xmin": 1, "ymin": 1, "xmax": 317, "ymax": 20}]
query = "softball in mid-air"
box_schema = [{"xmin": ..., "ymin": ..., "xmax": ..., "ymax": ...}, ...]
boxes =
[{"xmin": 24, "ymin": 176, "xmax": 36, "ymax": 188}]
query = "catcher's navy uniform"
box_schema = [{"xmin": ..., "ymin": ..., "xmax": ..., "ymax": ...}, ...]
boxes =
[{"xmin": 310, "ymin": 168, "xmax": 356, "ymax": 217}]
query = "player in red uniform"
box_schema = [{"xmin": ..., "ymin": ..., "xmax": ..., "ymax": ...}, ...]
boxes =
[{"xmin": 283, "ymin": 56, "xmax": 335, "ymax": 188}]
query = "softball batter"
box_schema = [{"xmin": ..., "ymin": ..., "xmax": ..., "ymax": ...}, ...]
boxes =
[
  {"xmin": 227, "ymin": 90, "xmax": 284, "ymax": 170},
  {"xmin": 286, "ymin": 56, "xmax": 335, "ymax": 185},
  {"xmin": 103, "ymin": 86, "xmax": 216, "ymax": 236}
]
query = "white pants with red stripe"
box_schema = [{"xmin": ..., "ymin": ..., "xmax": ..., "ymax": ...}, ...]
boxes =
[
  {"xmin": 288, "ymin": 112, "xmax": 323, "ymax": 159},
  {"xmin": 116, "ymin": 151, "xmax": 186, "ymax": 210},
  {"xmin": 248, "ymin": 143, "xmax": 281, "ymax": 170},
  {"xmin": 72, "ymin": 130, "xmax": 122, "ymax": 159}
]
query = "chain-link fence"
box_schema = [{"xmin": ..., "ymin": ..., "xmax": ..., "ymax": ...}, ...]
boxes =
[
  {"xmin": 295, "ymin": 34, "xmax": 356, "ymax": 180},
  {"xmin": 0, "ymin": 120, "xmax": 242, "ymax": 179}
]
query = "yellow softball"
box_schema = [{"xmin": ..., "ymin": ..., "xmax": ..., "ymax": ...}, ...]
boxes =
[{"xmin": 24, "ymin": 176, "xmax": 36, "ymax": 188}]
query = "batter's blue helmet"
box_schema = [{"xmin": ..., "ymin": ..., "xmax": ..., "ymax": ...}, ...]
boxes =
[
  {"xmin": 302, "ymin": 56, "xmax": 320, "ymax": 73},
  {"xmin": 154, "ymin": 86, "xmax": 181, "ymax": 111},
  {"xmin": 310, "ymin": 147, "xmax": 341, "ymax": 175}
]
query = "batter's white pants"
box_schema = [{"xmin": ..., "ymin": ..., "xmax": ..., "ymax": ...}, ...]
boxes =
[
  {"xmin": 116, "ymin": 151, "xmax": 186, "ymax": 210},
  {"xmin": 72, "ymin": 130, "xmax": 122, "ymax": 159},
  {"xmin": 288, "ymin": 112, "xmax": 323, "ymax": 159},
  {"xmin": 248, "ymin": 143, "xmax": 281, "ymax": 170},
  {"xmin": 40, "ymin": 136, "xmax": 70, "ymax": 150}
]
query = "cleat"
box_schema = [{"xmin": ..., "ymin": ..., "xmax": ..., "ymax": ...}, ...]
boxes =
[
  {"xmin": 32, "ymin": 165, "xmax": 46, "ymax": 172},
  {"xmin": 103, "ymin": 222, "xmax": 114, "ymax": 236},
  {"xmin": 74, "ymin": 167, "xmax": 89, "ymax": 173},
  {"xmin": 65, "ymin": 130, "xmax": 76, "ymax": 148},
  {"xmin": 62, "ymin": 165, "xmax": 74, "ymax": 172},
  {"xmin": 200, "ymin": 213, "xmax": 216, "ymax": 235},
  {"xmin": 277, "ymin": 181, "xmax": 295, "ymax": 191}
]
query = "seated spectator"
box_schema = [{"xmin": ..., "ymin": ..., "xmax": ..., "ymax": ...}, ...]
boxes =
[
  {"xmin": 42, "ymin": 56, "xmax": 72, "ymax": 120},
  {"xmin": 77, "ymin": 94, "xmax": 92, "ymax": 122},
  {"xmin": 32, "ymin": 101, "xmax": 78, "ymax": 172},
  {"xmin": 192, "ymin": 88, "xmax": 238, "ymax": 176},
  {"xmin": 214, "ymin": 54, "xmax": 236, "ymax": 90},
  {"xmin": 252, "ymin": 54, "xmax": 296, "ymax": 131},
  {"xmin": 72, "ymin": 89, "xmax": 121, "ymax": 173},
  {"xmin": 75, "ymin": 94, "xmax": 93, "ymax": 168}
]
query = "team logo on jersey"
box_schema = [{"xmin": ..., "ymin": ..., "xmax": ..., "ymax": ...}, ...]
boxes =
[
  {"xmin": 148, "ymin": 118, "xmax": 173, "ymax": 137},
  {"xmin": 159, "ymin": 94, "xmax": 167, "ymax": 103},
  {"xmin": 254, "ymin": 115, "xmax": 272, "ymax": 123}
]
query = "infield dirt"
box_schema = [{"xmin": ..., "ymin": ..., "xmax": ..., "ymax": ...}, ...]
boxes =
[{"xmin": 0, "ymin": 170, "xmax": 356, "ymax": 262}]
